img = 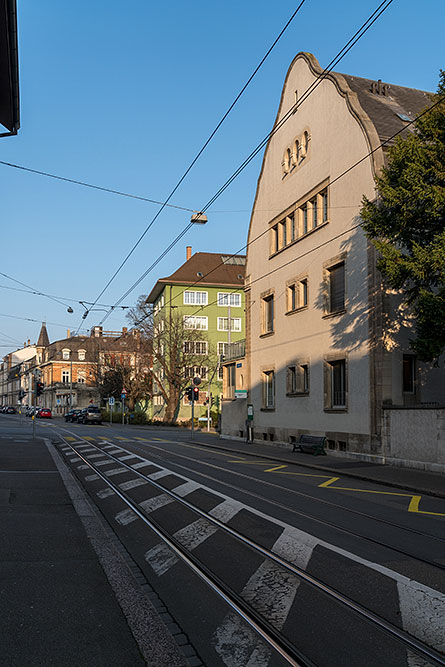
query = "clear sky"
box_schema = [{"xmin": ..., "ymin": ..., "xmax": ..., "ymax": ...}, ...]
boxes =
[{"xmin": 0, "ymin": 0, "xmax": 443, "ymax": 355}]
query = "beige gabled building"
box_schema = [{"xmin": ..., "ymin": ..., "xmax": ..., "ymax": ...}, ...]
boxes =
[{"xmin": 222, "ymin": 53, "xmax": 445, "ymax": 470}]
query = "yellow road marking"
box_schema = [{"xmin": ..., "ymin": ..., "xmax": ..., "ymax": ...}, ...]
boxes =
[
  {"xmin": 134, "ymin": 437, "xmax": 153, "ymax": 441},
  {"xmin": 65, "ymin": 436, "xmax": 76, "ymax": 441},
  {"xmin": 317, "ymin": 479, "xmax": 445, "ymax": 517},
  {"xmin": 228, "ymin": 458, "xmax": 271, "ymax": 464},
  {"xmin": 82, "ymin": 436, "xmax": 94, "ymax": 441},
  {"xmin": 264, "ymin": 465, "xmax": 288, "ymax": 472},
  {"xmin": 115, "ymin": 437, "xmax": 132, "ymax": 441},
  {"xmin": 151, "ymin": 437, "xmax": 171, "ymax": 442}
]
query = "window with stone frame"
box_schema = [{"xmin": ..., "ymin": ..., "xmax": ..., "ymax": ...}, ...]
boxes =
[
  {"xmin": 262, "ymin": 370, "xmax": 275, "ymax": 409},
  {"xmin": 327, "ymin": 262, "xmax": 345, "ymax": 314},
  {"xmin": 261, "ymin": 294, "xmax": 274, "ymax": 334},
  {"xmin": 286, "ymin": 363, "xmax": 309, "ymax": 395},
  {"xmin": 287, "ymin": 278, "xmax": 308, "ymax": 312},
  {"xmin": 324, "ymin": 358, "xmax": 347, "ymax": 409}
]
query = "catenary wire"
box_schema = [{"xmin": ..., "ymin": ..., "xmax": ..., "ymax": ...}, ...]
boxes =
[
  {"xmin": 75, "ymin": 2, "xmax": 307, "ymax": 334},
  {"xmin": 0, "ymin": 159, "xmax": 194, "ymax": 212},
  {"xmin": 130, "ymin": 84, "xmax": 443, "ymax": 328},
  {"xmin": 97, "ymin": 0, "xmax": 394, "ymax": 328},
  {"xmin": 0, "ymin": 282, "xmax": 131, "ymax": 310}
]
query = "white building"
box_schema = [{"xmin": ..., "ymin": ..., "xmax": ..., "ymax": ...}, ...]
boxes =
[{"xmin": 222, "ymin": 53, "xmax": 444, "ymax": 470}]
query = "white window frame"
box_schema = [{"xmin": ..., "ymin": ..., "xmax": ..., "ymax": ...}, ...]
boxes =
[
  {"xmin": 62, "ymin": 370, "xmax": 70, "ymax": 383},
  {"xmin": 217, "ymin": 317, "xmax": 241, "ymax": 332},
  {"xmin": 78, "ymin": 349, "xmax": 86, "ymax": 361},
  {"xmin": 217, "ymin": 292, "xmax": 241, "ymax": 307},
  {"xmin": 184, "ymin": 340, "xmax": 208, "ymax": 355},
  {"xmin": 183, "ymin": 315, "xmax": 208, "ymax": 330},
  {"xmin": 183, "ymin": 291, "xmax": 208, "ymax": 306},
  {"xmin": 62, "ymin": 348, "xmax": 70, "ymax": 360}
]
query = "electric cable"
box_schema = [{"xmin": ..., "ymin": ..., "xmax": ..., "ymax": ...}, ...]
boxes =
[
  {"xmin": 74, "ymin": 1, "xmax": 307, "ymax": 332},
  {"xmin": 108, "ymin": 0, "xmax": 395, "ymax": 330},
  {"xmin": 0, "ymin": 159, "xmax": 194, "ymax": 211},
  {"xmin": 130, "ymin": 83, "xmax": 443, "ymax": 328}
]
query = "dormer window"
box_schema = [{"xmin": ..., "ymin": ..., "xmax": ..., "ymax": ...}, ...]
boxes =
[
  {"xmin": 78, "ymin": 349, "xmax": 86, "ymax": 361},
  {"xmin": 62, "ymin": 349, "xmax": 70, "ymax": 360}
]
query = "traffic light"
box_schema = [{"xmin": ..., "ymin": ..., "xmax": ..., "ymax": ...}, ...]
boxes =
[
  {"xmin": 36, "ymin": 381, "xmax": 44, "ymax": 396},
  {"xmin": 185, "ymin": 387, "xmax": 193, "ymax": 401},
  {"xmin": 192, "ymin": 386, "xmax": 199, "ymax": 402}
]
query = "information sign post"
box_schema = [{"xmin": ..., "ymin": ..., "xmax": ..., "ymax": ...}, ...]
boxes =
[
  {"xmin": 121, "ymin": 390, "xmax": 127, "ymax": 425},
  {"xmin": 108, "ymin": 396, "xmax": 115, "ymax": 425}
]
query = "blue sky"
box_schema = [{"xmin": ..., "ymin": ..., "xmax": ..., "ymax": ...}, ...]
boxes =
[{"xmin": 0, "ymin": 0, "xmax": 443, "ymax": 354}]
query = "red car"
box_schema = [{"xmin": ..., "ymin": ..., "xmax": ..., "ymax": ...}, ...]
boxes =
[{"xmin": 37, "ymin": 408, "xmax": 52, "ymax": 419}]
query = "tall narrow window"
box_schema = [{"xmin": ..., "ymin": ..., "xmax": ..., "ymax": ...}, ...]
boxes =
[
  {"xmin": 321, "ymin": 190, "xmax": 328, "ymax": 222},
  {"xmin": 403, "ymin": 355, "xmax": 416, "ymax": 393},
  {"xmin": 271, "ymin": 225, "xmax": 278, "ymax": 254},
  {"xmin": 289, "ymin": 213, "xmax": 296, "ymax": 242},
  {"xmin": 330, "ymin": 360, "xmax": 346, "ymax": 407},
  {"xmin": 262, "ymin": 295, "xmax": 274, "ymax": 334},
  {"xmin": 328, "ymin": 263, "xmax": 345, "ymax": 313},
  {"xmin": 263, "ymin": 371, "xmax": 275, "ymax": 408},
  {"xmin": 311, "ymin": 197, "xmax": 318, "ymax": 228},
  {"xmin": 302, "ymin": 205, "xmax": 308, "ymax": 234},
  {"xmin": 281, "ymin": 220, "xmax": 287, "ymax": 247}
]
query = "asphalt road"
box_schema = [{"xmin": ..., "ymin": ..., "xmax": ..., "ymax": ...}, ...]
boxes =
[{"xmin": 4, "ymin": 414, "xmax": 445, "ymax": 666}]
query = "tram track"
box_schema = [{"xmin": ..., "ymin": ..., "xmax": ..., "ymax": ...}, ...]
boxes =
[{"xmin": 55, "ymin": 432, "xmax": 445, "ymax": 667}]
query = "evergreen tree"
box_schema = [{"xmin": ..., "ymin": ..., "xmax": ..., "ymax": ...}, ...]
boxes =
[{"xmin": 361, "ymin": 71, "xmax": 445, "ymax": 362}]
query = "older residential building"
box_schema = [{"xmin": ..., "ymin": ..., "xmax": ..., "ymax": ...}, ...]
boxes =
[
  {"xmin": 222, "ymin": 52, "xmax": 444, "ymax": 470},
  {"xmin": 1, "ymin": 323, "xmax": 147, "ymax": 414},
  {"xmin": 146, "ymin": 247, "xmax": 246, "ymax": 422}
]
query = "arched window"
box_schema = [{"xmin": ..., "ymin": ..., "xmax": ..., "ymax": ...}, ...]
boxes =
[
  {"xmin": 302, "ymin": 131, "xmax": 309, "ymax": 157},
  {"xmin": 62, "ymin": 348, "xmax": 70, "ymax": 360},
  {"xmin": 287, "ymin": 148, "xmax": 292, "ymax": 170},
  {"xmin": 295, "ymin": 139, "xmax": 300, "ymax": 162}
]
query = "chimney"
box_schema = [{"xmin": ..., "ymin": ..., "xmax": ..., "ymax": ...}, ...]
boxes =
[
  {"xmin": 122, "ymin": 327, "xmax": 128, "ymax": 335},
  {"xmin": 186, "ymin": 246, "xmax": 192, "ymax": 261},
  {"xmin": 27, "ymin": 339, "xmax": 30, "ymax": 346},
  {"xmin": 67, "ymin": 329, "xmax": 70, "ymax": 338}
]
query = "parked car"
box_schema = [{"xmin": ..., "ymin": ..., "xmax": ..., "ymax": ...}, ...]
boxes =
[
  {"xmin": 5, "ymin": 406, "xmax": 16, "ymax": 414},
  {"xmin": 37, "ymin": 408, "xmax": 52, "ymax": 419},
  {"xmin": 79, "ymin": 406, "xmax": 102, "ymax": 425},
  {"xmin": 64, "ymin": 409, "xmax": 82, "ymax": 423}
]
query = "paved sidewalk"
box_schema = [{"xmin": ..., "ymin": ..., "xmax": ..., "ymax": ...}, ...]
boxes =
[
  {"xmin": 186, "ymin": 431, "xmax": 445, "ymax": 499},
  {"xmin": 0, "ymin": 435, "xmax": 187, "ymax": 667}
]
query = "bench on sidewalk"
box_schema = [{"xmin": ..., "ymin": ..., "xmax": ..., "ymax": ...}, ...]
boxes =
[{"xmin": 292, "ymin": 434, "xmax": 327, "ymax": 456}]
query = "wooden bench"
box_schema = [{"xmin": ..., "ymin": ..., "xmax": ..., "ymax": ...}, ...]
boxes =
[{"xmin": 292, "ymin": 434, "xmax": 327, "ymax": 456}]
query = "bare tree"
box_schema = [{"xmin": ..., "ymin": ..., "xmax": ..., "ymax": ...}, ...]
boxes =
[{"xmin": 127, "ymin": 295, "xmax": 217, "ymax": 423}]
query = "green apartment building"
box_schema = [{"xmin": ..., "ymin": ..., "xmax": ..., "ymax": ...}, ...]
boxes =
[{"xmin": 146, "ymin": 247, "xmax": 246, "ymax": 422}]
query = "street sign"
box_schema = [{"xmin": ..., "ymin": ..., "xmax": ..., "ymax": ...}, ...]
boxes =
[
  {"xmin": 56, "ymin": 399, "xmax": 61, "ymax": 405},
  {"xmin": 235, "ymin": 389, "xmax": 247, "ymax": 399},
  {"xmin": 193, "ymin": 376, "xmax": 201, "ymax": 386},
  {"xmin": 247, "ymin": 403, "xmax": 254, "ymax": 420},
  {"xmin": 121, "ymin": 388, "xmax": 127, "ymax": 395},
  {"xmin": 108, "ymin": 397, "xmax": 115, "ymax": 406},
  {"xmin": 121, "ymin": 393, "xmax": 126, "ymax": 400}
]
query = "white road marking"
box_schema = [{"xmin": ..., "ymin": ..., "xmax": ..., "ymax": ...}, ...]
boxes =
[
  {"xmin": 213, "ymin": 613, "xmax": 271, "ymax": 667},
  {"xmin": 120, "ymin": 478, "xmax": 149, "ymax": 491},
  {"xmin": 86, "ymin": 453, "xmax": 108, "ymax": 459},
  {"xmin": 97, "ymin": 488, "xmax": 115, "ymax": 499},
  {"xmin": 85, "ymin": 473, "xmax": 99, "ymax": 481},
  {"xmin": 147, "ymin": 469, "xmax": 171, "ymax": 480},
  {"xmin": 145, "ymin": 498, "xmax": 243, "ymax": 576},
  {"xmin": 132, "ymin": 461, "xmax": 154, "ymax": 470},
  {"xmin": 117, "ymin": 454, "xmax": 141, "ymax": 462},
  {"xmin": 105, "ymin": 467, "xmax": 131, "ymax": 477},
  {"xmin": 72, "ymin": 440, "xmax": 445, "ymax": 655}
]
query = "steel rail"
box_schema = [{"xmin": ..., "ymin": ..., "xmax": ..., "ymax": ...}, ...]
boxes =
[
  {"xmin": 59, "ymin": 436, "xmax": 307, "ymax": 667},
  {"xmin": 131, "ymin": 439, "xmax": 445, "ymax": 572},
  {"xmin": 59, "ymin": 435, "xmax": 445, "ymax": 667}
]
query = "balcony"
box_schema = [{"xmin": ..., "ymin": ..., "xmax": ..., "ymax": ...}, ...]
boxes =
[
  {"xmin": 224, "ymin": 339, "xmax": 245, "ymax": 362},
  {"xmin": 48, "ymin": 382, "xmax": 97, "ymax": 391}
]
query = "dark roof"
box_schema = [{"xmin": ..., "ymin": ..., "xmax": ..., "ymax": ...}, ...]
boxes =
[
  {"xmin": 337, "ymin": 73, "xmax": 431, "ymax": 143},
  {"xmin": 146, "ymin": 252, "xmax": 246, "ymax": 303},
  {"xmin": 37, "ymin": 323, "xmax": 50, "ymax": 347},
  {"xmin": 44, "ymin": 333, "xmax": 141, "ymax": 362}
]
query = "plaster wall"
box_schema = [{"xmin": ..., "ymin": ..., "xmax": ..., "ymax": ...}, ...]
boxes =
[{"xmin": 247, "ymin": 54, "xmax": 378, "ymax": 443}]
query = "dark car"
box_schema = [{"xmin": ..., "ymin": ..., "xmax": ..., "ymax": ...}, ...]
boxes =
[
  {"xmin": 5, "ymin": 406, "xmax": 16, "ymax": 414},
  {"xmin": 64, "ymin": 409, "xmax": 82, "ymax": 423},
  {"xmin": 37, "ymin": 408, "xmax": 52, "ymax": 419},
  {"xmin": 80, "ymin": 406, "xmax": 102, "ymax": 425}
]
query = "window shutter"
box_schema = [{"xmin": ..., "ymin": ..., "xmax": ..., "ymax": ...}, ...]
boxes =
[
  {"xmin": 323, "ymin": 362, "xmax": 330, "ymax": 409},
  {"xmin": 330, "ymin": 264, "xmax": 345, "ymax": 312}
]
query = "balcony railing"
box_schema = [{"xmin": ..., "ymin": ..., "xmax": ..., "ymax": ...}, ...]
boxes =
[{"xmin": 224, "ymin": 339, "xmax": 245, "ymax": 362}]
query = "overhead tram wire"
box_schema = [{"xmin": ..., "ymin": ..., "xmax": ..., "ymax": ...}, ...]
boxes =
[
  {"xmin": 0, "ymin": 160, "xmax": 194, "ymax": 212},
  {"xmin": 132, "ymin": 79, "xmax": 443, "ymax": 329},
  {"xmin": 74, "ymin": 1, "xmax": 307, "ymax": 334},
  {"xmin": 0, "ymin": 282, "xmax": 131, "ymax": 310},
  {"xmin": 99, "ymin": 0, "xmax": 394, "ymax": 329},
  {"xmin": 0, "ymin": 271, "xmax": 73, "ymax": 310}
]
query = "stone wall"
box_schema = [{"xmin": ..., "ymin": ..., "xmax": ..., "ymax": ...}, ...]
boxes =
[{"xmin": 382, "ymin": 407, "xmax": 445, "ymax": 472}]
